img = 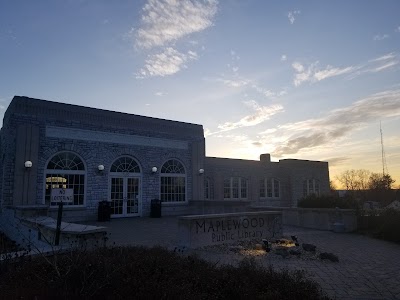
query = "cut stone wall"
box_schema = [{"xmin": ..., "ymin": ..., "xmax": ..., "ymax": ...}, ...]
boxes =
[{"xmin": 0, "ymin": 96, "xmax": 205, "ymax": 220}]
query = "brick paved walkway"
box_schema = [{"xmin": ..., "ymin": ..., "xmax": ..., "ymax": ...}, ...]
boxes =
[{"xmin": 88, "ymin": 217, "xmax": 400, "ymax": 300}]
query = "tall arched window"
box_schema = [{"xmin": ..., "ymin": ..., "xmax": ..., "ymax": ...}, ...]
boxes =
[
  {"xmin": 160, "ymin": 159, "xmax": 186, "ymax": 202},
  {"xmin": 45, "ymin": 152, "xmax": 85, "ymax": 206},
  {"xmin": 109, "ymin": 156, "xmax": 141, "ymax": 216}
]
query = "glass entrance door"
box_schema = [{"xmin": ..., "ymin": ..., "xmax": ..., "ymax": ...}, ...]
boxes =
[{"xmin": 110, "ymin": 176, "xmax": 140, "ymax": 217}]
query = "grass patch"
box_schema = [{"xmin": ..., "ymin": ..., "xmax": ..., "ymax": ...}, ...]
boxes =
[{"xmin": 0, "ymin": 246, "xmax": 329, "ymax": 299}]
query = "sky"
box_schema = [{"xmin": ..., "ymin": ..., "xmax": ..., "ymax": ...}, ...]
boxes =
[{"xmin": 1, "ymin": 0, "xmax": 400, "ymax": 188}]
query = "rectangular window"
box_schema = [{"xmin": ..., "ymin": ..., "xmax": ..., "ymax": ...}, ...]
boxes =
[
  {"xmin": 259, "ymin": 179, "xmax": 265, "ymax": 198},
  {"xmin": 45, "ymin": 174, "xmax": 85, "ymax": 206},
  {"xmin": 303, "ymin": 179, "xmax": 320, "ymax": 196},
  {"xmin": 232, "ymin": 177, "xmax": 239, "ymax": 199},
  {"xmin": 224, "ymin": 177, "xmax": 248, "ymax": 200},
  {"xmin": 223, "ymin": 178, "xmax": 231, "ymax": 199},
  {"xmin": 204, "ymin": 179, "xmax": 210, "ymax": 199},
  {"xmin": 267, "ymin": 179, "xmax": 273, "ymax": 198},
  {"xmin": 273, "ymin": 179, "xmax": 280, "ymax": 198},
  {"xmin": 160, "ymin": 176, "xmax": 185, "ymax": 202},
  {"xmin": 240, "ymin": 178, "xmax": 247, "ymax": 198}
]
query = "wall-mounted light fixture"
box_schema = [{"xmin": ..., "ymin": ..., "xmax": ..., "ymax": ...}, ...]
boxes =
[
  {"xmin": 24, "ymin": 160, "xmax": 33, "ymax": 169},
  {"xmin": 199, "ymin": 168, "xmax": 204, "ymax": 175},
  {"xmin": 97, "ymin": 165, "xmax": 105, "ymax": 175},
  {"xmin": 151, "ymin": 166, "xmax": 158, "ymax": 173}
]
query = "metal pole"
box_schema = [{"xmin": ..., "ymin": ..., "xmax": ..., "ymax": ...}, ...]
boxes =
[{"xmin": 55, "ymin": 201, "xmax": 63, "ymax": 246}]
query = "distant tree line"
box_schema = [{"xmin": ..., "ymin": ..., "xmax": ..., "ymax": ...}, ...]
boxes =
[
  {"xmin": 333, "ymin": 169, "xmax": 398, "ymax": 206},
  {"xmin": 335, "ymin": 169, "xmax": 395, "ymax": 191}
]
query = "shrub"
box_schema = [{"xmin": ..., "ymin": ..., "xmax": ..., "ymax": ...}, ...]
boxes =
[
  {"xmin": 375, "ymin": 209, "xmax": 400, "ymax": 243},
  {"xmin": 0, "ymin": 246, "xmax": 329, "ymax": 299},
  {"xmin": 357, "ymin": 209, "xmax": 400, "ymax": 244},
  {"xmin": 298, "ymin": 194, "xmax": 359, "ymax": 209}
]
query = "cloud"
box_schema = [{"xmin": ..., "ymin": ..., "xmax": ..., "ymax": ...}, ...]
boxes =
[
  {"xmin": 292, "ymin": 61, "xmax": 355, "ymax": 86},
  {"xmin": 137, "ymin": 47, "xmax": 198, "ymax": 78},
  {"xmin": 370, "ymin": 60, "xmax": 399, "ymax": 72},
  {"xmin": 314, "ymin": 66, "xmax": 355, "ymax": 81},
  {"xmin": 369, "ymin": 53, "xmax": 396, "ymax": 62},
  {"xmin": 273, "ymin": 89, "xmax": 400, "ymax": 156},
  {"xmin": 217, "ymin": 78, "xmax": 250, "ymax": 88},
  {"xmin": 155, "ymin": 91, "xmax": 165, "ymax": 96},
  {"xmin": 293, "ymin": 52, "xmax": 399, "ymax": 86},
  {"xmin": 204, "ymin": 128, "xmax": 211, "ymax": 137},
  {"xmin": 135, "ymin": 0, "xmax": 218, "ymax": 49},
  {"xmin": 287, "ymin": 10, "xmax": 300, "ymax": 24},
  {"xmin": 373, "ymin": 34, "xmax": 389, "ymax": 41},
  {"xmin": 217, "ymin": 101, "xmax": 284, "ymax": 131},
  {"xmin": 397, "ymin": 26, "xmax": 400, "ymax": 33},
  {"xmin": 252, "ymin": 84, "xmax": 287, "ymax": 98},
  {"xmin": 292, "ymin": 62, "xmax": 304, "ymax": 73},
  {"xmin": 134, "ymin": 0, "xmax": 217, "ymax": 78},
  {"xmin": 326, "ymin": 157, "xmax": 351, "ymax": 167},
  {"xmin": 281, "ymin": 54, "xmax": 287, "ymax": 61},
  {"xmin": 349, "ymin": 52, "xmax": 399, "ymax": 78}
]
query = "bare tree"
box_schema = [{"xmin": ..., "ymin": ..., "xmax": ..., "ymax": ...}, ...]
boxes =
[
  {"xmin": 329, "ymin": 180, "xmax": 337, "ymax": 192},
  {"xmin": 336, "ymin": 169, "xmax": 371, "ymax": 190}
]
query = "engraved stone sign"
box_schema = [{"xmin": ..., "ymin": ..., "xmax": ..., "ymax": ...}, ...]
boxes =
[{"xmin": 178, "ymin": 211, "xmax": 282, "ymax": 248}]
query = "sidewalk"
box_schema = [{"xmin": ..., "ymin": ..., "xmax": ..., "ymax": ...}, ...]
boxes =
[{"xmin": 89, "ymin": 217, "xmax": 400, "ymax": 300}]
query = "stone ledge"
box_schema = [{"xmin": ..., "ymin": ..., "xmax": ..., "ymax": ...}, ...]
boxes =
[{"xmin": 22, "ymin": 217, "xmax": 107, "ymax": 246}]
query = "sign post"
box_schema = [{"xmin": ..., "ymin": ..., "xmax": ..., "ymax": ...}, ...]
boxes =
[
  {"xmin": 51, "ymin": 188, "xmax": 74, "ymax": 246},
  {"xmin": 55, "ymin": 201, "xmax": 63, "ymax": 245}
]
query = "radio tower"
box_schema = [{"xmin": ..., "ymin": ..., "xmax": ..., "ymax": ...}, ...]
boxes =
[{"xmin": 380, "ymin": 122, "xmax": 388, "ymax": 175}]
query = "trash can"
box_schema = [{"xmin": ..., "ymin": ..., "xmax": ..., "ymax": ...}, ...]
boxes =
[
  {"xmin": 98, "ymin": 201, "xmax": 111, "ymax": 221},
  {"xmin": 150, "ymin": 199, "xmax": 162, "ymax": 218}
]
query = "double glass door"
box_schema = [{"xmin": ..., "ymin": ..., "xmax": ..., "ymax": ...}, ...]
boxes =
[{"xmin": 110, "ymin": 176, "xmax": 140, "ymax": 217}]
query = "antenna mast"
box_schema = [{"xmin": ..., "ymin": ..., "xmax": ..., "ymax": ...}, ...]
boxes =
[{"xmin": 380, "ymin": 122, "xmax": 388, "ymax": 175}]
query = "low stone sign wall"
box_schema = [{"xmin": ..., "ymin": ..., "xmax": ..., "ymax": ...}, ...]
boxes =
[{"xmin": 178, "ymin": 211, "xmax": 282, "ymax": 248}]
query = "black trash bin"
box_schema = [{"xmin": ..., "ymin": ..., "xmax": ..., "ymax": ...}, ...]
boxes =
[
  {"xmin": 150, "ymin": 199, "xmax": 162, "ymax": 218},
  {"xmin": 98, "ymin": 201, "xmax": 111, "ymax": 221}
]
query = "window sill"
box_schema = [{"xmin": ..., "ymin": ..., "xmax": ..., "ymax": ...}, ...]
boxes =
[
  {"xmin": 161, "ymin": 201, "xmax": 188, "ymax": 206},
  {"xmin": 48, "ymin": 205, "xmax": 86, "ymax": 210}
]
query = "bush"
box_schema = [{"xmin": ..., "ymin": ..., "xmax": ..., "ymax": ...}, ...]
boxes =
[
  {"xmin": 0, "ymin": 246, "xmax": 329, "ymax": 299},
  {"xmin": 298, "ymin": 194, "xmax": 359, "ymax": 209},
  {"xmin": 374, "ymin": 209, "xmax": 400, "ymax": 243},
  {"xmin": 357, "ymin": 209, "xmax": 400, "ymax": 244}
]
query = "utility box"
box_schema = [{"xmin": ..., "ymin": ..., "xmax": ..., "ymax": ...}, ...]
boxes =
[
  {"xmin": 98, "ymin": 201, "xmax": 111, "ymax": 221},
  {"xmin": 150, "ymin": 199, "xmax": 162, "ymax": 218}
]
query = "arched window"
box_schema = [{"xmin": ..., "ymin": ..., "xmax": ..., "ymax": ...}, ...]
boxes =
[
  {"xmin": 110, "ymin": 156, "xmax": 141, "ymax": 173},
  {"xmin": 303, "ymin": 179, "xmax": 320, "ymax": 196},
  {"xmin": 45, "ymin": 152, "xmax": 85, "ymax": 206},
  {"xmin": 260, "ymin": 178, "xmax": 280, "ymax": 198},
  {"xmin": 160, "ymin": 159, "xmax": 186, "ymax": 202},
  {"xmin": 224, "ymin": 177, "xmax": 248, "ymax": 199}
]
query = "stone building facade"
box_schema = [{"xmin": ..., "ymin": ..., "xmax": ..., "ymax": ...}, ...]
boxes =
[{"xmin": 0, "ymin": 96, "xmax": 330, "ymax": 221}]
